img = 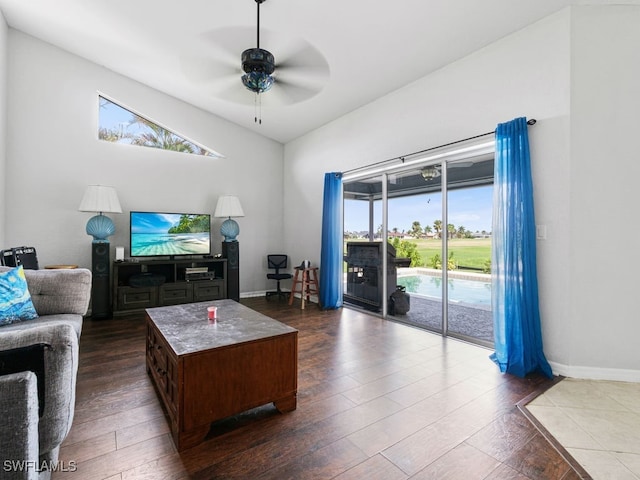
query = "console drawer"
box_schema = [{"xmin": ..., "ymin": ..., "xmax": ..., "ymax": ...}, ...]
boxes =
[
  {"xmin": 117, "ymin": 287, "xmax": 158, "ymax": 310},
  {"xmin": 193, "ymin": 280, "xmax": 225, "ymax": 301},
  {"xmin": 160, "ymin": 284, "xmax": 193, "ymax": 305}
]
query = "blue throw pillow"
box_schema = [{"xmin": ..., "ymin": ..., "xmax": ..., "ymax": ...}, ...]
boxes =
[{"xmin": 0, "ymin": 266, "xmax": 39, "ymax": 326}]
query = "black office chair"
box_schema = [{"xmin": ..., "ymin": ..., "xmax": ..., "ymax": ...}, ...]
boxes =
[{"xmin": 266, "ymin": 254, "xmax": 292, "ymax": 300}]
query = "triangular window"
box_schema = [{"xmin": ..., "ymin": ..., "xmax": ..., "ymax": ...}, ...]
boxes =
[{"xmin": 98, "ymin": 95, "xmax": 223, "ymax": 159}]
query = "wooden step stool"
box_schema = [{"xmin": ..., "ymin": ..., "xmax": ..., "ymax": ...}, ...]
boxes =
[{"xmin": 288, "ymin": 267, "xmax": 319, "ymax": 309}]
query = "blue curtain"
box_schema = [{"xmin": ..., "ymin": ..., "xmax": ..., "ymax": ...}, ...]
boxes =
[
  {"xmin": 319, "ymin": 172, "xmax": 343, "ymax": 309},
  {"xmin": 490, "ymin": 117, "xmax": 552, "ymax": 378}
]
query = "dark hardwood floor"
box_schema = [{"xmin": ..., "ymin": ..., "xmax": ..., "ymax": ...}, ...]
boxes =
[{"xmin": 52, "ymin": 297, "xmax": 582, "ymax": 480}]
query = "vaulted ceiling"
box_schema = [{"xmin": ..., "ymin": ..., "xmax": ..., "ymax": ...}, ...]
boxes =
[{"xmin": 0, "ymin": 0, "xmax": 623, "ymax": 143}]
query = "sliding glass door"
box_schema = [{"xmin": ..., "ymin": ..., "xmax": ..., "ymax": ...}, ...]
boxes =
[
  {"xmin": 387, "ymin": 166, "xmax": 444, "ymax": 336},
  {"xmin": 445, "ymin": 159, "xmax": 494, "ymax": 345},
  {"xmin": 342, "ymin": 150, "xmax": 494, "ymax": 347}
]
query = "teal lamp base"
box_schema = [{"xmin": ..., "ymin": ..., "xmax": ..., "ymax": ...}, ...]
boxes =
[
  {"xmin": 220, "ymin": 218, "xmax": 240, "ymax": 242},
  {"xmin": 86, "ymin": 214, "xmax": 115, "ymax": 243}
]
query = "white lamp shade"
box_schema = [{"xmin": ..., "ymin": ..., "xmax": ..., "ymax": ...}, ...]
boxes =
[
  {"xmin": 78, "ymin": 185, "xmax": 122, "ymax": 214},
  {"xmin": 214, "ymin": 195, "xmax": 244, "ymax": 218}
]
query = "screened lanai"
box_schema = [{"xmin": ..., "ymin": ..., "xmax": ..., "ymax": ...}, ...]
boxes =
[{"xmin": 342, "ymin": 144, "xmax": 495, "ymax": 347}]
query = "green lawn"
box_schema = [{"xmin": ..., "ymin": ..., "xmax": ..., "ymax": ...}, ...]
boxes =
[
  {"xmin": 344, "ymin": 237, "xmax": 492, "ymax": 272},
  {"xmin": 413, "ymin": 238, "xmax": 491, "ymax": 270}
]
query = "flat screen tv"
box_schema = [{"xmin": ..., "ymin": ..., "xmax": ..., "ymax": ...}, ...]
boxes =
[{"xmin": 130, "ymin": 211, "xmax": 211, "ymax": 258}]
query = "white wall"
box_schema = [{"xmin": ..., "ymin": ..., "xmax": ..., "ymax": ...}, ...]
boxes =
[
  {"xmin": 566, "ymin": 6, "xmax": 640, "ymax": 378},
  {"xmin": 5, "ymin": 30, "xmax": 284, "ymax": 294},
  {"xmin": 284, "ymin": 7, "xmax": 640, "ymax": 381},
  {"xmin": 0, "ymin": 11, "xmax": 7, "ymax": 247}
]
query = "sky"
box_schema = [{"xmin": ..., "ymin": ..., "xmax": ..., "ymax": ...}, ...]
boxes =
[
  {"xmin": 129, "ymin": 213, "xmax": 208, "ymax": 234},
  {"xmin": 345, "ymin": 184, "xmax": 493, "ymax": 234},
  {"xmin": 98, "ymin": 97, "xmax": 148, "ymax": 139}
]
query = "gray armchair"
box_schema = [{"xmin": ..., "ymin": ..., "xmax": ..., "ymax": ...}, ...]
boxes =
[
  {"xmin": 0, "ymin": 267, "xmax": 91, "ymax": 480},
  {"xmin": 0, "ymin": 371, "xmax": 39, "ymax": 480}
]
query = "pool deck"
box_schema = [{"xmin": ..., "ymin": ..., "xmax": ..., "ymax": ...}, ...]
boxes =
[
  {"xmin": 400, "ymin": 295, "xmax": 494, "ymax": 344},
  {"xmin": 390, "ymin": 267, "xmax": 493, "ymax": 344},
  {"xmin": 342, "ymin": 267, "xmax": 494, "ymax": 344}
]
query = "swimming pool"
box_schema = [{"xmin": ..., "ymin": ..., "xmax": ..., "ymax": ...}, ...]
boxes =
[{"xmin": 396, "ymin": 274, "xmax": 492, "ymax": 306}]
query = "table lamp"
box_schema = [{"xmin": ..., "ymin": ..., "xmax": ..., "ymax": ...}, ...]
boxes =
[
  {"xmin": 214, "ymin": 195, "xmax": 245, "ymax": 242},
  {"xmin": 78, "ymin": 185, "xmax": 122, "ymax": 242}
]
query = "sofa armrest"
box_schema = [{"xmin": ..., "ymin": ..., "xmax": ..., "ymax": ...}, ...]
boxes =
[
  {"xmin": 0, "ymin": 371, "xmax": 40, "ymax": 480},
  {"xmin": 23, "ymin": 269, "xmax": 92, "ymax": 317},
  {"xmin": 0, "ymin": 323, "xmax": 79, "ymax": 462}
]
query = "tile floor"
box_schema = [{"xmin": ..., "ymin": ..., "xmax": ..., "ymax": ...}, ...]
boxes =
[{"xmin": 525, "ymin": 378, "xmax": 640, "ymax": 480}]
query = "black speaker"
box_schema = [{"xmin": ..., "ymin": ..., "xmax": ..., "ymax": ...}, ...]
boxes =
[
  {"xmin": 222, "ymin": 241, "xmax": 239, "ymax": 301},
  {"xmin": 1, "ymin": 246, "xmax": 39, "ymax": 270},
  {"xmin": 91, "ymin": 243, "xmax": 111, "ymax": 319}
]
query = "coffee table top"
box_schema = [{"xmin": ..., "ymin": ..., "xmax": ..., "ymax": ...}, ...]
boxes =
[{"xmin": 146, "ymin": 299, "xmax": 298, "ymax": 356}]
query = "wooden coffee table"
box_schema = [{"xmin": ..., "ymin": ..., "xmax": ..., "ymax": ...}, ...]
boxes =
[{"xmin": 145, "ymin": 299, "xmax": 298, "ymax": 451}]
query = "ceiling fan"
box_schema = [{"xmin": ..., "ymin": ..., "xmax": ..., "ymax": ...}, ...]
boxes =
[
  {"xmin": 420, "ymin": 161, "xmax": 476, "ymax": 181},
  {"xmin": 421, "ymin": 165, "xmax": 441, "ymax": 181},
  {"xmin": 180, "ymin": 0, "xmax": 330, "ymax": 121}
]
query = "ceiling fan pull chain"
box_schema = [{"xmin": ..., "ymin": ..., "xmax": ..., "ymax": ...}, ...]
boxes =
[{"xmin": 254, "ymin": 92, "xmax": 263, "ymax": 124}]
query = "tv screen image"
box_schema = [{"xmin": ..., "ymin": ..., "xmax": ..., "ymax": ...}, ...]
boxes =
[{"xmin": 130, "ymin": 212, "xmax": 211, "ymax": 257}]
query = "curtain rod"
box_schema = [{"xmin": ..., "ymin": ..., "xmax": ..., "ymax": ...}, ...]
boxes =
[{"xmin": 342, "ymin": 118, "xmax": 537, "ymax": 176}]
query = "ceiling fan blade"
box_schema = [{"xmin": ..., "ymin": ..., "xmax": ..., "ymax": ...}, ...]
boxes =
[
  {"xmin": 200, "ymin": 26, "xmax": 255, "ymax": 64},
  {"xmin": 273, "ymin": 42, "xmax": 330, "ymax": 100},
  {"xmin": 207, "ymin": 74, "xmax": 245, "ymax": 96},
  {"xmin": 275, "ymin": 42, "xmax": 329, "ymax": 71},
  {"xmin": 274, "ymin": 68, "xmax": 328, "ymax": 92},
  {"xmin": 180, "ymin": 26, "xmax": 250, "ymax": 84},
  {"xmin": 269, "ymin": 42, "xmax": 330, "ymax": 103},
  {"xmin": 214, "ymin": 82, "xmax": 256, "ymax": 105},
  {"xmin": 212, "ymin": 82, "xmax": 316, "ymax": 107},
  {"xmin": 180, "ymin": 55, "xmax": 239, "ymax": 84},
  {"xmin": 264, "ymin": 79, "xmax": 323, "ymax": 105}
]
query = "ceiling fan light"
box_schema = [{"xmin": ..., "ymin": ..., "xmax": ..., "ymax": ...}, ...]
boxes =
[
  {"xmin": 421, "ymin": 166, "xmax": 440, "ymax": 181},
  {"xmin": 242, "ymin": 71, "xmax": 274, "ymax": 93}
]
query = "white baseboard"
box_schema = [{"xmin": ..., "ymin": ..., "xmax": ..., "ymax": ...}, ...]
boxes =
[
  {"xmin": 550, "ymin": 361, "xmax": 640, "ymax": 382},
  {"xmin": 240, "ymin": 291, "xmax": 268, "ymax": 298},
  {"xmin": 239, "ymin": 291, "xmax": 318, "ymax": 304}
]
